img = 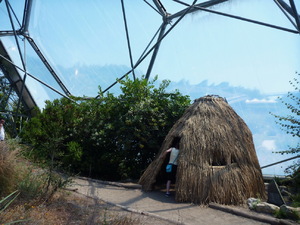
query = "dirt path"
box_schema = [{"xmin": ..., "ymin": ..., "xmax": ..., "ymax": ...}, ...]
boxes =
[{"xmin": 69, "ymin": 177, "xmax": 280, "ymax": 225}]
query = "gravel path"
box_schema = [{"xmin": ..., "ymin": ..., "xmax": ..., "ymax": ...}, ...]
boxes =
[{"xmin": 69, "ymin": 177, "xmax": 280, "ymax": 225}]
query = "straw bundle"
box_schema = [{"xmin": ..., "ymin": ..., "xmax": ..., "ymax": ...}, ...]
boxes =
[{"xmin": 139, "ymin": 95, "xmax": 266, "ymax": 205}]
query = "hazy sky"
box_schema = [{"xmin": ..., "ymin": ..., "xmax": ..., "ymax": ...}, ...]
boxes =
[
  {"xmin": 150, "ymin": 0, "xmax": 300, "ymax": 94},
  {"xmin": 1, "ymin": 0, "xmax": 299, "ymax": 96},
  {"xmin": 42, "ymin": 0, "xmax": 300, "ymax": 93}
]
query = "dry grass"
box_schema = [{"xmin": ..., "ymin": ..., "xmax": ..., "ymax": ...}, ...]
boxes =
[
  {"xmin": 139, "ymin": 95, "xmax": 266, "ymax": 205},
  {"xmin": 0, "ymin": 189, "xmax": 172, "ymax": 225},
  {"xmin": 0, "ymin": 141, "xmax": 171, "ymax": 225},
  {"xmin": 0, "ymin": 141, "xmax": 47, "ymax": 200},
  {"xmin": 0, "ymin": 141, "xmax": 19, "ymax": 196}
]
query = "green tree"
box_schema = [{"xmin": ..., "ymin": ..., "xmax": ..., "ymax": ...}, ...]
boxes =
[
  {"xmin": 270, "ymin": 72, "xmax": 299, "ymax": 186},
  {"xmin": 21, "ymin": 97, "xmax": 83, "ymax": 170},
  {"xmin": 110, "ymin": 76, "xmax": 190, "ymax": 178},
  {"xmin": 21, "ymin": 76, "xmax": 190, "ymax": 180}
]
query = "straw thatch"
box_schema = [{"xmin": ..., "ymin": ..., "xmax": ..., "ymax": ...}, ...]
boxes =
[{"xmin": 139, "ymin": 95, "xmax": 266, "ymax": 205}]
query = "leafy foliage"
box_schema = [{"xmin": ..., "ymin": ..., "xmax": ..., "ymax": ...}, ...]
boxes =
[
  {"xmin": 21, "ymin": 76, "xmax": 190, "ymax": 180},
  {"xmin": 270, "ymin": 72, "xmax": 300, "ymax": 192},
  {"xmin": 271, "ymin": 72, "xmax": 299, "ymax": 140},
  {"xmin": 0, "ymin": 74, "xmax": 30, "ymax": 137},
  {"xmin": 0, "ymin": 190, "xmax": 20, "ymax": 213},
  {"xmin": 271, "ymin": 72, "xmax": 299, "ymax": 155}
]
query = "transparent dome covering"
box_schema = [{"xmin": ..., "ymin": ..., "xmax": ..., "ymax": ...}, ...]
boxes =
[{"xmin": 0, "ymin": 0, "xmax": 299, "ymax": 175}]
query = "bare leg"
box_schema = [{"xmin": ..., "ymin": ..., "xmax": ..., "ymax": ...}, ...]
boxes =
[{"xmin": 166, "ymin": 180, "xmax": 171, "ymax": 194}]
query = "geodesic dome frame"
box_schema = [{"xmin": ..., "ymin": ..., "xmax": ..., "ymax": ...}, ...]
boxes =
[{"xmin": 0, "ymin": 0, "xmax": 299, "ymax": 119}]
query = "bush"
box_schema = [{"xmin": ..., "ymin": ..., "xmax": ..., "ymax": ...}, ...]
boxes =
[
  {"xmin": 17, "ymin": 169, "xmax": 47, "ymax": 200},
  {"xmin": 20, "ymin": 76, "xmax": 191, "ymax": 180},
  {"xmin": 291, "ymin": 194, "xmax": 300, "ymax": 207},
  {"xmin": 0, "ymin": 140, "xmax": 71, "ymax": 202}
]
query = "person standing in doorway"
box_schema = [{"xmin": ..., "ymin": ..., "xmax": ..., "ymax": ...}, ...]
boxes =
[
  {"xmin": 0, "ymin": 118, "xmax": 5, "ymax": 141},
  {"xmin": 163, "ymin": 138, "xmax": 180, "ymax": 197}
]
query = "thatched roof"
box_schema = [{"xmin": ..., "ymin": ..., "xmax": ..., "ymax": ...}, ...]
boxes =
[{"xmin": 139, "ymin": 95, "xmax": 266, "ymax": 205}]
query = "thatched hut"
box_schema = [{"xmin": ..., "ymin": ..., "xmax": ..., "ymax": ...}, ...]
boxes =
[{"xmin": 139, "ymin": 95, "xmax": 266, "ymax": 205}]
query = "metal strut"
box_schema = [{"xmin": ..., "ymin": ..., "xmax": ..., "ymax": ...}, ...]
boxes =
[
  {"xmin": 1, "ymin": 0, "xmax": 72, "ymax": 97},
  {"xmin": 261, "ymin": 155, "xmax": 300, "ymax": 169},
  {"xmin": 289, "ymin": 0, "xmax": 300, "ymax": 33},
  {"xmin": 145, "ymin": 22, "xmax": 167, "ymax": 80},
  {"xmin": 173, "ymin": 0, "xmax": 299, "ymax": 34},
  {"xmin": 274, "ymin": 0, "xmax": 299, "ymax": 32},
  {"xmin": 4, "ymin": 0, "xmax": 29, "ymax": 121},
  {"xmin": 121, "ymin": 0, "xmax": 136, "ymax": 80},
  {"xmin": 145, "ymin": 0, "xmax": 233, "ymax": 80},
  {"xmin": 0, "ymin": 52, "xmax": 75, "ymax": 103},
  {"xmin": 145, "ymin": 0, "xmax": 169, "ymax": 80},
  {"xmin": 25, "ymin": 36, "xmax": 72, "ymax": 96},
  {"xmin": 20, "ymin": 0, "xmax": 33, "ymax": 34},
  {"xmin": 98, "ymin": 0, "xmax": 199, "ymax": 96}
]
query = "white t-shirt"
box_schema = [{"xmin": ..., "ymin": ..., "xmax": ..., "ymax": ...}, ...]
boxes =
[
  {"xmin": 0, "ymin": 126, "xmax": 5, "ymax": 141},
  {"xmin": 168, "ymin": 147, "xmax": 179, "ymax": 165}
]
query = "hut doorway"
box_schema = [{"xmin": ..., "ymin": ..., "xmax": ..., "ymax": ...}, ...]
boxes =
[{"xmin": 150, "ymin": 137, "xmax": 181, "ymax": 193}]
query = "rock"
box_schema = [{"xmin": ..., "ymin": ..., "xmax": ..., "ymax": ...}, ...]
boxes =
[
  {"xmin": 247, "ymin": 198, "xmax": 260, "ymax": 210},
  {"xmin": 280, "ymin": 205, "xmax": 300, "ymax": 220},
  {"xmin": 267, "ymin": 179, "xmax": 286, "ymax": 206},
  {"xmin": 255, "ymin": 202, "xmax": 279, "ymax": 214}
]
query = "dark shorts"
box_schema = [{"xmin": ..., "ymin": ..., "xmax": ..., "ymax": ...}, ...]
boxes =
[{"xmin": 166, "ymin": 164, "xmax": 177, "ymax": 181}]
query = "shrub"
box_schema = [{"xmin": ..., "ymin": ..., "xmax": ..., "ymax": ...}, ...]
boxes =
[{"xmin": 21, "ymin": 76, "xmax": 191, "ymax": 180}]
